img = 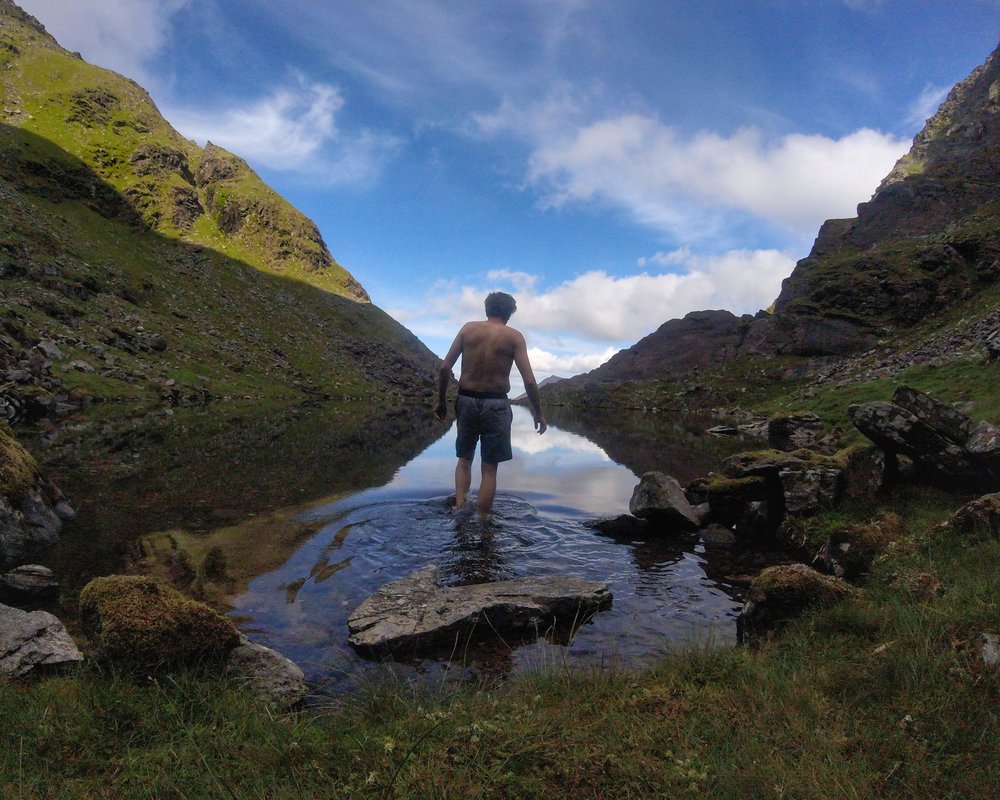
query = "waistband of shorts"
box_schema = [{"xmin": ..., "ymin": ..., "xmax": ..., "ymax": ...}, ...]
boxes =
[{"xmin": 457, "ymin": 388, "xmax": 508, "ymax": 400}]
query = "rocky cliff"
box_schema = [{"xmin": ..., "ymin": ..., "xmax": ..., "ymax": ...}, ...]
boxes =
[
  {"xmin": 547, "ymin": 41, "xmax": 1000, "ymax": 403},
  {"xmin": 0, "ymin": 0, "xmax": 439, "ymax": 426}
]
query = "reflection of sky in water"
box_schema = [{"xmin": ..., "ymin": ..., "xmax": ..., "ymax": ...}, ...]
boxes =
[
  {"xmin": 387, "ymin": 407, "xmax": 631, "ymax": 515},
  {"xmin": 232, "ymin": 406, "xmax": 744, "ymax": 692}
]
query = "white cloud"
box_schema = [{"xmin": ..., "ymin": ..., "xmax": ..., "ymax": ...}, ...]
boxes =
[
  {"xmin": 526, "ymin": 346, "xmax": 619, "ymax": 376},
  {"xmin": 164, "ymin": 77, "xmax": 401, "ymax": 183},
  {"xmin": 396, "ymin": 246, "xmax": 796, "ymax": 383},
  {"xmin": 18, "ymin": 0, "xmax": 189, "ymax": 86},
  {"xmin": 523, "ymin": 115, "xmax": 908, "ymax": 236}
]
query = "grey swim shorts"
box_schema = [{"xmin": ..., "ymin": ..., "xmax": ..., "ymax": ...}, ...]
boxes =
[{"xmin": 455, "ymin": 390, "xmax": 513, "ymax": 463}]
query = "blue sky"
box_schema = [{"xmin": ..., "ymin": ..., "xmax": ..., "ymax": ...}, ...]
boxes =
[{"xmin": 19, "ymin": 1, "xmax": 1000, "ymax": 386}]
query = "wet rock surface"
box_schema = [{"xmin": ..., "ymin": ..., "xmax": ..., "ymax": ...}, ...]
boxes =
[{"xmin": 347, "ymin": 565, "xmax": 612, "ymax": 657}]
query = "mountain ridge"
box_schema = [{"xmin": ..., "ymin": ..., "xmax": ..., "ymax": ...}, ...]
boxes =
[{"xmin": 545, "ymin": 40, "xmax": 1000, "ymax": 408}]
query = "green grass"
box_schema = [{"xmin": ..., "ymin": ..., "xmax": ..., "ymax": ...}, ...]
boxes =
[{"xmin": 3, "ymin": 486, "xmax": 999, "ymax": 799}]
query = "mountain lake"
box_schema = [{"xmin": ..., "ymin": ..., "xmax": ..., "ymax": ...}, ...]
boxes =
[
  {"xmin": 38, "ymin": 399, "xmax": 790, "ymax": 693},
  {"xmin": 210, "ymin": 404, "xmax": 784, "ymax": 693}
]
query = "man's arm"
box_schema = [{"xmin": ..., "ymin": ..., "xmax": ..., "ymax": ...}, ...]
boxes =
[
  {"xmin": 512, "ymin": 333, "xmax": 547, "ymax": 434},
  {"xmin": 435, "ymin": 328, "xmax": 464, "ymax": 420}
]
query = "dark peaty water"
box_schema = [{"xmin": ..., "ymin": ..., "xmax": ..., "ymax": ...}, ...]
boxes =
[{"xmin": 232, "ymin": 407, "xmax": 754, "ymax": 692}]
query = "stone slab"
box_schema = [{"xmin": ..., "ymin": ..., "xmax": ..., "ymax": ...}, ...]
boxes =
[{"xmin": 347, "ymin": 565, "xmax": 612, "ymax": 656}]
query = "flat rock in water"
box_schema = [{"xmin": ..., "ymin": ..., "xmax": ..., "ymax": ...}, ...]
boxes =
[{"xmin": 347, "ymin": 565, "xmax": 612, "ymax": 657}]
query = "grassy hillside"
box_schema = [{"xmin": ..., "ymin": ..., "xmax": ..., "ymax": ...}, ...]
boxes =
[{"xmin": 0, "ymin": 3, "xmax": 438, "ymax": 428}]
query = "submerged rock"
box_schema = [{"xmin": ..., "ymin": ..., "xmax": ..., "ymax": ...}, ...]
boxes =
[
  {"xmin": 0, "ymin": 603, "xmax": 83, "ymax": 679},
  {"xmin": 347, "ymin": 565, "xmax": 612, "ymax": 657}
]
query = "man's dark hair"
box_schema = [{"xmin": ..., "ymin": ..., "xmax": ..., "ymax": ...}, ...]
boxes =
[{"xmin": 484, "ymin": 291, "xmax": 517, "ymax": 322}]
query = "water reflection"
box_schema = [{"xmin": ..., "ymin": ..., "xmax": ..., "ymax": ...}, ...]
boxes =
[{"xmin": 233, "ymin": 406, "xmax": 750, "ymax": 692}]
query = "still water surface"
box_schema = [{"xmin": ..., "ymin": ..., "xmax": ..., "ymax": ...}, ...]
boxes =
[{"xmin": 232, "ymin": 406, "xmax": 751, "ymax": 692}]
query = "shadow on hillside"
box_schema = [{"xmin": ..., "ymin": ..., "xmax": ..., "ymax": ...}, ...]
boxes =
[{"xmin": 0, "ymin": 123, "xmax": 446, "ymax": 588}]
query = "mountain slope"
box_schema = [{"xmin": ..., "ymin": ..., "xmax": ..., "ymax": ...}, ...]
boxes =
[
  {"xmin": 0, "ymin": 0, "xmax": 438, "ymax": 423},
  {"xmin": 546, "ymin": 41, "xmax": 1000, "ymax": 406}
]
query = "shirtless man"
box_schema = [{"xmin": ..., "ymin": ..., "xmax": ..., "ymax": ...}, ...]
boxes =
[{"xmin": 435, "ymin": 291, "xmax": 547, "ymax": 516}]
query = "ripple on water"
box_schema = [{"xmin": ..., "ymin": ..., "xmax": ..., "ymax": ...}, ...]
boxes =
[
  {"xmin": 236, "ymin": 493, "xmax": 744, "ymax": 691},
  {"xmin": 232, "ymin": 410, "xmax": 750, "ymax": 692}
]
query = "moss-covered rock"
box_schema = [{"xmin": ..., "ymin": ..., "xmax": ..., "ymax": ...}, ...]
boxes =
[
  {"xmin": 0, "ymin": 422, "xmax": 38, "ymax": 501},
  {"xmin": 742, "ymin": 563, "xmax": 853, "ymax": 632},
  {"xmin": 707, "ymin": 475, "xmax": 768, "ymax": 527},
  {"xmin": 79, "ymin": 575, "xmax": 240, "ymax": 667},
  {"xmin": 815, "ymin": 512, "xmax": 908, "ymax": 579}
]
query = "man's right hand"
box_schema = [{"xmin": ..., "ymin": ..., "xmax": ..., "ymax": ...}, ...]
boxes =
[{"xmin": 434, "ymin": 401, "xmax": 447, "ymax": 421}]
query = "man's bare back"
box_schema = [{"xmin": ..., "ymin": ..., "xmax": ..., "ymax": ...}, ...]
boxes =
[{"xmin": 450, "ymin": 319, "xmax": 522, "ymax": 394}]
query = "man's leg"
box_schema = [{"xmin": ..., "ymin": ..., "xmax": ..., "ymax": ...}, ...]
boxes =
[
  {"xmin": 454, "ymin": 457, "xmax": 473, "ymax": 509},
  {"xmin": 477, "ymin": 461, "xmax": 498, "ymax": 516}
]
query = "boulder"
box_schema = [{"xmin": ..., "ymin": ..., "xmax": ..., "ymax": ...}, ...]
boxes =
[
  {"xmin": 982, "ymin": 633, "xmax": 1000, "ymax": 667},
  {"xmin": 347, "ymin": 565, "xmax": 612, "ymax": 657},
  {"xmin": 628, "ymin": 472, "xmax": 700, "ymax": 531},
  {"xmin": 700, "ymin": 524, "xmax": 736, "ymax": 548},
  {"xmin": 225, "ymin": 635, "xmax": 307, "ymax": 709},
  {"xmin": 966, "ymin": 420, "xmax": 1000, "ymax": 459},
  {"xmin": 0, "ymin": 603, "xmax": 83, "ymax": 679},
  {"xmin": 848, "ymin": 400, "xmax": 979, "ymax": 484},
  {"xmin": 585, "ymin": 514, "xmax": 649, "ymax": 539},
  {"xmin": 779, "ymin": 463, "xmax": 842, "ymax": 515},
  {"xmin": 839, "ymin": 444, "xmax": 888, "ymax": 502},
  {"xmin": 741, "ymin": 564, "xmax": 853, "ymax": 632},
  {"xmin": 735, "ymin": 501, "xmax": 774, "ymax": 540},
  {"xmin": 849, "ymin": 387, "xmax": 1000, "ymax": 488},
  {"xmin": 737, "ymin": 412, "xmax": 829, "ymax": 452},
  {"xmin": 722, "ymin": 449, "xmax": 843, "ymax": 518},
  {"xmin": 707, "ymin": 476, "xmax": 767, "ymax": 527},
  {"xmin": 891, "ymin": 386, "xmax": 972, "ymax": 445},
  {"xmin": 80, "ymin": 575, "xmax": 240, "ymax": 667},
  {"xmin": 0, "ymin": 564, "xmax": 59, "ymax": 601},
  {"xmin": 987, "ymin": 330, "xmax": 1000, "ymax": 363},
  {"xmin": 0, "ymin": 425, "xmax": 65, "ymax": 569},
  {"xmin": 946, "ymin": 492, "xmax": 1000, "ymax": 538}
]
